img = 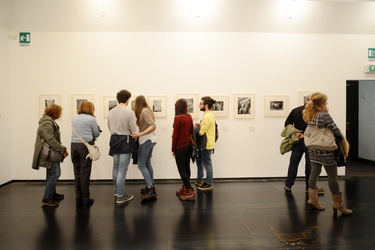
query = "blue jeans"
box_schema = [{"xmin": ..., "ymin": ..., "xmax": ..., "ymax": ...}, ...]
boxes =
[
  {"xmin": 112, "ymin": 153, "xmax": 131, "ymax": 197},
  {"xmin": 138, "ymin": 140, "xmax": 156, "ymax": 187},
  {"xmin": 43, "ymin": 161, "xmax": 61, "ymax": 199},
  {"xmin": 196, "ymin": 149, "xmax": 213, "ymax": 186},
  {"xmin": 285, "ymin": 139, "xmax": 311, "ymax": 189}
]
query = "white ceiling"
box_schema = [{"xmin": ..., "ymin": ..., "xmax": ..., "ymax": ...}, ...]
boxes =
[{"xmin": 1, "ymin": 0, "xmax": 375, "ymax": 33}]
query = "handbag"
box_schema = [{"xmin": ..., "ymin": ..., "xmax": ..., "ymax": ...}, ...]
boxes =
[
  {"xmin": 304, "ymin": 114, "xmax": 338, "ymax": 151},
  {"xmin": 72, "ymin": 127, "xmax": 101, "ymax": 161},
  {"xmin": 42, "ymin": 142, "xmax": 63, "ymax": 162}
]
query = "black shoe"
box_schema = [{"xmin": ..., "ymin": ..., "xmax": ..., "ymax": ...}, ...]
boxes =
[
  {"xmin": 141, "ymin": 184, "xmax": 155, "ymax": 195},
  {"xmin": 82, "ymin": 199, "xmax": 94, "ymax": 208},
  {"xmin": 141, "ymin": 187, "xmax": 157, "ymax": 200},
  {"xmin": 53, "ymin": 193, "xmax": 65, "ymax": 201},
  {"xmin": 42, "ymin": 198, "xmax": 59, "ymax": 207},
  {"xmin": 284, "ymin": 186, "xmax": 292, "ymax": 192}
]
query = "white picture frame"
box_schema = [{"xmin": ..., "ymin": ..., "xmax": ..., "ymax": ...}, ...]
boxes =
[
  {"xmin": 103, "ymin": 96, "xmax": 118, "ymax": 118},
  {"xmin": 39, "ymin": 94, "xmax": 61, "ymax": 118},
  {"xmin": 71, "ymin": 94, "xmax": 94, "ymax": 119},
  {"xmin": 234, "ymin": 94, "xmax": 255, "ymax": 119},
  {"xmin": 298, "ymin": 91, "xmax": 320, "ymax": 106},
  {"xmin": 264, "ymin": 95, "xmax": 289, "ymax": 117},
  {"xmin": 148, "ymin": 96, "xmax": 167, "ymax": 118},
  {"xmin": 211, "ymin": 95, "xmax": 229, "ymax": 118},
  {"xmin": 176, "ymin": 93, "xmax": 199, "ymax": 119}
]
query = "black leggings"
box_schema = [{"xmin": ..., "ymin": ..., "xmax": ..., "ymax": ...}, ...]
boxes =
[
  {"xmin": 175, "ymin": 144, "xmax": 193, "ymax": 189},
  {"xmin": 309, "ymin": 161, "xmax": 340, "ymax": 195}
]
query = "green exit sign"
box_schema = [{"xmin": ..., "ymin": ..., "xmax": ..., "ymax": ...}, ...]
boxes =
[
  {"xmin": 369, "ymin": 48, "xmax": 375, "ymax": 59},
  {"xmin": 19, "ymin": 32, "xmax": 30, "ymax": 44},
  {"xmin": 370, "ymin": 65, "xmax": 375, "ymax": 72}
]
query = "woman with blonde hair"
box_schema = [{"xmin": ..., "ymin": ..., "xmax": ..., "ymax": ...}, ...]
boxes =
[
  {"xmin": 32, "ymin": 104, "xmax": 69, "ymax": 207},
  {"xmin": 71, "ymin": 101, "xmax": 101, "ymax": 208},
  {"xmin": 303, "ymin": 93, "xmax": 352, "ymax": 215},
  {"xmin": 131, "ymin": 95, "xmax": 157, "ymax": 200}
]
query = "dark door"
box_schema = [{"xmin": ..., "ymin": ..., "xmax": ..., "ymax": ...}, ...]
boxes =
[{"xmin": 346, "ymin": 80, "xmax": 359, "ymax": 160}]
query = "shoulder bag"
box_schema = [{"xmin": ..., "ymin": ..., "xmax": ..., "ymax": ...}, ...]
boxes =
[
  {"xmin": 304, "ymin": 114, "xmax": 338, "ymax": 151},
  {"xmin": 72, "ymin": 127, "xmax": 101, "ymax": 161},
  {"xmin": 42, "ymin": 141, "xmax": 63, "ymax": 162}
]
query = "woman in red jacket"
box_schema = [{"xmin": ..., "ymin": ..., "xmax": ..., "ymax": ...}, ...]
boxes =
[{"xmin": 172, "ymin": 99, "xmax": 195, "ymax": 200}]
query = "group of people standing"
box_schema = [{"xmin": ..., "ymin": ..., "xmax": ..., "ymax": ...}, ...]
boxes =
[
  {"xmin": 32, "ymin": 89, "xmax": 217, "ymax": 207},
  {"xmin": 283, "ymin": 92, "xmax": 352, "ymax": 215}
]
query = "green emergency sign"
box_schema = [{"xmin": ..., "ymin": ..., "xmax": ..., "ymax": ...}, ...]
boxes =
[
  {"xmin": 19, "ymin": 32, "xmax": 30, "ymax": 44},
  {"xmin": 369, "ymin": 48, "xmax": 375, "ymax": 59}
]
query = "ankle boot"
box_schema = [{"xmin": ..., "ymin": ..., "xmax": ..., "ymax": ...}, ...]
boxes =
[
  {"xmin": 179, "ymin": 188, "xmax": 195, "ymax": 201},
  {"xmin": 332, "ymin": 193, "xmax": 352, "ymax": 215},
  {"xmin": 307, "ymin": 188, "xmax": 325, "ymax": 210},
  {"xmin": 176, "ymin": 185, "xmax": 187, "ymax": 196}
]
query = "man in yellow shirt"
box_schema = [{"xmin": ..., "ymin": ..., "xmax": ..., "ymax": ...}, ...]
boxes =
[{"xmin": 194, "ymin": 96, "xmax": 216, "ymax": 191}]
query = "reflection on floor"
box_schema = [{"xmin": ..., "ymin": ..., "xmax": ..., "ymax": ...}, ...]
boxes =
[{"xmin": 0, "ymin": 177, "xmax": 374, "ymax": 249}]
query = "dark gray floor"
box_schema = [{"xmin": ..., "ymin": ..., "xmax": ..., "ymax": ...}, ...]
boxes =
[{"xmin": 0, "ymin": 164, "xmax": 374, "ymax": 249}]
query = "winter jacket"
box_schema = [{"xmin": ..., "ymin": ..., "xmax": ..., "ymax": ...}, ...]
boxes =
[
  {"xmin": 280, "ymin": 124, "xmax": 301, "ymax": 155},
  {"xmin": 32, "ymin": 114, "xmax": 67, "ymax": 169}
]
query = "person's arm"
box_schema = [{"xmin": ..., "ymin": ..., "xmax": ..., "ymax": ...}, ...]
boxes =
[
  {"xmin": 324, "ymin": 113, "xmax": 343, "ymax": 139},
  {"xmin": 171, "ymin": 116, "xmax": 181, "ymax": 153},
  {"xmin": 132, "ymin": 109, "xmax": 156, "ymax": 138},
  {"xmin": 40, "ymin": 122, "xmax": 67, "ymax": 154}
]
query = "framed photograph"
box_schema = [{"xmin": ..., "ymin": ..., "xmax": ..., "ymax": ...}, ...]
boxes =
[
  {"xmin": 234, "ymin": 94, "xmax": 255, "ymax": 119},
  {"xmin": 211, "ymin": 95, "xmax": 229, "ymax": 117},
  {"xmin": 148, "ymin": 96, "xmax": 167, "ymax": 118},
  {"xmin": 103, "ymin": 96, "xmax": 118, "ymax": 118},
  {"xmin": 176, "ymin": 93, "xmax": 199, "ymax": 119},
  {"xmin": 72, "ymin": 94, "xmax": 94, "ymax": 119},
  {"xmin": 264, "ymin": 95, "xmax": 289, "ymax": 117},
  {"xmin": 298, "ymin": 91, "xmax": 320, "ymax": 105},
  {"xmin": 39, "ymin": 94, "xmax": 61, "ymax": 118},
  {"xmin": 129, "ymin": 95, "xmax": 141, "ymax": 111}
]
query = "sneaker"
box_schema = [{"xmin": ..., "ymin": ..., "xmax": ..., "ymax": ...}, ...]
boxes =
[
  {"xmin": 194, "ymin": 180, "xmax": 204, "ymax": 187},
  {"xmin": 116, "ymin": 193, "xmax": 134, "ymax": 204},
  {"xmin": 284, "ymin": 186, "xmax": 292, "ymax": 192},
  {"xmin": 141, "ymin": 185, "xmax": 156, "ymax": 195},
  {"xmin": 197, "ymin": 183, "xmax": 213, "ymax": 191},
  {"xmin": 53, "ymin": 193, "xmax": 65, "ymax": 201},
  {"xmin": 82, "ymin": 199, "xmax": 94, "ymax": 208},
  {"xmin": 42, "ymin": 198, "xmax": 59, "ymax": 207},
  {"xmin": 141, "ymin": 187, "xmax": 157, "ymax": 200}
]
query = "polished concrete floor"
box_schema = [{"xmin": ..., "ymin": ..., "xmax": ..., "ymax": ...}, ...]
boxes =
[{"xmin": 0, "ymin": 174, "xmax": 375, "ymax": 249}]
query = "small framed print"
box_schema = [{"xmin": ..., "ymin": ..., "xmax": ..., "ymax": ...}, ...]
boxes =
[
  {"xmin": 72, "ymin": 94, "xmax": 94, "ymax": 119},
  {"xmin": 298, "ymin": 91, "xmax": 320, "ymax": 105},
  {"xmin": 264, "ymin": 95, "xmax": 289, "ymax": 117},
  {"xmin": 148, "ymin": 96, "xmax": 167, "ymax": 118},
  {"xmin": 177, "ymin": 93, "xmax": 199, "ymax": 119},
  {"xmin": 103, "ymin": 96, "xmax": 118, "ymax": 118},
  {"xmin": 39, "ymin": 94, "xmax": 61, "ymax": 118},
  {"xmin": 234, "ymin": 94, "xmax": 255, "ymax": 119},
  {"xmin": 211, "ymin": 95, "xmax": 229, "ymax": 117},
  {"xmin": 129, "ymin": 95, "xmax": 141, "ymax": 111}
]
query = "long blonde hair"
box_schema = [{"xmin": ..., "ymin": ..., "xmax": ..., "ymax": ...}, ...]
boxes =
[
  {"xmin": 134, "ymin": 95, "xmax": 154, "ymax": 125},
  {"xmin": 302, "ymin": 93, "xmax": 327, "ymax": 122}
]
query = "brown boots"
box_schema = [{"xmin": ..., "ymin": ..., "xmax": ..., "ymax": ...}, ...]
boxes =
[
  {"xmin": 332, "ymin": 193, "xmax": 353, "ymax": 215},
  {"xmin": 307, "ymin": 188, "xmax": 325, "ymax": 210},
  {"xmin": 179, "ymin": 188, "xmax": 195, "ymax": 201},
  {"xmin": 176, "ymin": 185, "xmax": 187, "ymax": 196}
]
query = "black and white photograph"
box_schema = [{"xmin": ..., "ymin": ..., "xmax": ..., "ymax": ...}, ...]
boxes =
[
  {"xmin": 211, "ymin": 95, "xmax": 229, "ymax": 117},
  {"xmin": 148, "ymin": 96, "xmax": 167, "ymax": 117},
  {"xmin": 264, "ymin": 95, "xmax": 289, "ymax": 117},
  {"xmin": 103, "ymin": 96, "xmax": 118, "ymax": 118},
  {"xmin": 39, "ymin": 94, "xmax": 61, "ymax": 118},
  {"xmin": 177, "ymin": 94, "xmax": 199, "ymax": 118},
  {"xmin": 72, "ymin": 94, "xmax": 94, "ymax": 119},
  {"xmin": 234, "ymin": 94, "xmax": 255, "ymax": 118}
]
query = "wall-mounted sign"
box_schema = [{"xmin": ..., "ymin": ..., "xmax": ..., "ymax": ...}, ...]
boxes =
[
  {"xmin": 369, "ymin": 48, "xmax": 375, "ymax": 59},
  {"xmin": 19, "ymin": 32, "xmax": 30, "ymax": 46}
]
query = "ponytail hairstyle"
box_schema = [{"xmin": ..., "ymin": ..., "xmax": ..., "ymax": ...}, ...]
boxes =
[
  {"xmin": 303, "ymin": 92, "xmax": 328, "ymax": 122},
  {"xmin": 201, "ymin": 96, "xmax": 216, "ymax": 110},
  {"xmin": 134, "ymin": 95, "xmax": 154, "ymax": 125}
]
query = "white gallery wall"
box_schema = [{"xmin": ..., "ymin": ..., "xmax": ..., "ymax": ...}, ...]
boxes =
[{"xmin": 1, "ymin": 0, "xmax": 375, "ymax": 184}]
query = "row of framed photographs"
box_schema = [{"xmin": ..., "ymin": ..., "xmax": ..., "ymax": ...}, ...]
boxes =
[{"xmin": 39, "ymin": 91, "xmax": 317, "ymax": 119}]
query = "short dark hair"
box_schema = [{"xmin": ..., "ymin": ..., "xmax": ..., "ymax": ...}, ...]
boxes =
[
  {"xmin": 116, "ymin": 89, "xmax": 131, "ymax": 104},
  {"xmin": 175, "ymin": 98, "xmax": 188, "ymax": 116},
  {"xmin": 201, "ymin": 96, "xmax": 216, "ymax": 110}
]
